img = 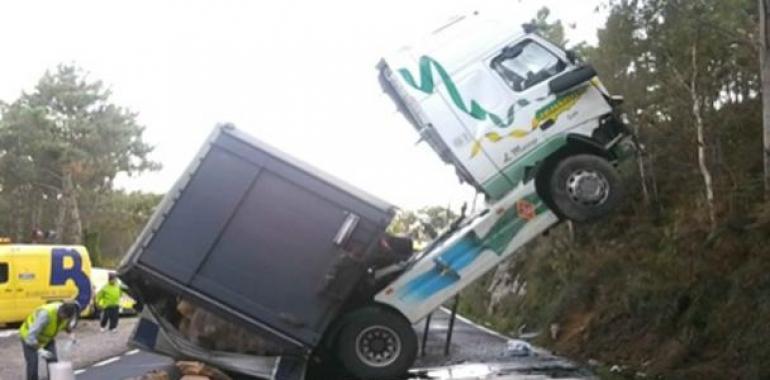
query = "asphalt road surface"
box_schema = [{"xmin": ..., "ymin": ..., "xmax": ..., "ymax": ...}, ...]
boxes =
[
  {"xmin": 410, "ymin": 309, "xmax": 592, "ymax": 380},
  {"xmin": 0, "ymin": 317, "xmax": 140, "ymax": 380},
  {"xmin": 65, "ymin": 309, "xmax": 592, "ymax": 380}
]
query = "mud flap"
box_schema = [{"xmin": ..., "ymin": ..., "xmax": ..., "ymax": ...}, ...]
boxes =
[{"xmin": 131, "ymin": 310, "xmax": 308, "ymax": 380}]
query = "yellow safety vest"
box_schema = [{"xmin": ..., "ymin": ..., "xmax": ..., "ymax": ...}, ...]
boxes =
[
  {"xmin": 97, "ymin": 283, "xmax": 122, "ymax": 308},
  {"xmin": 19, "ymin": 303, "xmax": 67, "ymax": 347}
]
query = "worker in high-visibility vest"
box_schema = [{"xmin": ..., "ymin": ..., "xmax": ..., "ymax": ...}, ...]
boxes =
[
  {"xmin": 18, "ymin": 301, "xmax": 79, "ymax": 380},
  {"xmin": 96, "ymin": 272, "xmax": 122, "ymax": 332}
]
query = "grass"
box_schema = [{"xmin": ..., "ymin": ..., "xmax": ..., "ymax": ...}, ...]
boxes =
[{"xmin": 458, "ymin": 199, "xmax": 770, "ymax": 380}]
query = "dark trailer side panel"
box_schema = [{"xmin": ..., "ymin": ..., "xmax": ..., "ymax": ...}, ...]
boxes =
[{"xmin": 119, "ymin": 124, "xmax": 395, "ymax": 352}]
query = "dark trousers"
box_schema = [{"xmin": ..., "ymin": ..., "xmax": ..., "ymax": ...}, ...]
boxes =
[
  {"xmin": 100, "ymin": 305, "xmax": 119, "ymax": 330},
  {"xmin": 21, "ymin": 339, "xmax": 57, "ymax": 380}
]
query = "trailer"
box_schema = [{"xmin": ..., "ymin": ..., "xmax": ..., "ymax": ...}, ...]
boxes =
[
  {"xmin": 120, "ymin": 124, "xmax": 401, "ymax": 378},
  {"xmin": 119, "ymin": 13, "xmax": 636, "ymax": 380}
]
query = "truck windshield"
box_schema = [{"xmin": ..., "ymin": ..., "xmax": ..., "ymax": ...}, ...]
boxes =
[{"xmin": 491, "ymin": 40, "xmax": 566, "ymax": 92}]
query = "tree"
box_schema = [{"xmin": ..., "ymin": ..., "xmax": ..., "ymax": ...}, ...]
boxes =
[
  {"xmin": 588, "ymin": 0, "xmax": 759, "ymax": 228},
  {"xmin": 86, "ymin": 190, "xmax": 163, "ymax": 266},
  {"xmin": 388, "ymin": 206, "xmax": 457, "ymax": 247},
  {"xmin": 761, "ymin": 0, "xmax": 770, "ymax": 197},
  {"xmin": 528, "ymin": 7, "xmax": 568, "ymax": 47},
  {"xmin": 0, "ymin": 65, "xmax": 160, "ymax": 243}
]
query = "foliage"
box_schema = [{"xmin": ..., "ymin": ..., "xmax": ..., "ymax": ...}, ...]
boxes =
[
  {"xmin": 458, "ymin": 2, "xmax": 770, "ymax": 379},
  {"xmin": 388, "ymin": 206, "xmax": 457, "ymax": 247},
  {"xmin": 529, "ymin": 7, "xmax": 568, "ymax": 47},
  {"xmin": 0, "ymin": 65, "xmax": 161, "ymax": 260},
  {"xmin": 86, "ymin": 191, "xmax": 163, "ymax": 266}
]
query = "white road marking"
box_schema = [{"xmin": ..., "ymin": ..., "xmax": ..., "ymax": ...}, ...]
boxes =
[
  {"xmin": 74, "ymin": 369, "xmax": 86, "ymax": 375},
  {"xmin": 126, "ymin": 349, "xmax": 140, "ymax": 355},
  {"xmin": 92, "ymin": 356, "xmax": 121, "ymax": 367},
  {"xmin": 0, "ymin": 330, "xmax": 19, "ymax": 338}
]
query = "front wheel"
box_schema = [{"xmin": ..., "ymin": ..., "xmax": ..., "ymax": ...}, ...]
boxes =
[
  {"xmin": 336, "ymin": 306, "xmax": 417, "ymax": 380},
  {"xmin": 548, "ymin": 154, "xmax": 624, "ymax": 223}
]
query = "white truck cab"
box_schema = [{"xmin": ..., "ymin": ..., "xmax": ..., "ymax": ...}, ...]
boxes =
[{"xmin": 379, "ymin": 15, "xmax": 635, "ymax": 222}]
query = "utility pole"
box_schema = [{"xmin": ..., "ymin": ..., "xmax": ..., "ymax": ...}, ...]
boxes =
[{"xmin": 760, "ymin": 0, "xmax": 770, "ymax": 197}]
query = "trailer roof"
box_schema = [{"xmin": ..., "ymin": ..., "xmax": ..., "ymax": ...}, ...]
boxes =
[{"xmin": 221, "ymin": 125, "xmax": 397, "ymax": 214}]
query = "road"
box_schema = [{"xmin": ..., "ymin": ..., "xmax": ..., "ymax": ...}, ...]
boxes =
[
  {"xmin": 410, "ymin": 309, "xmax": 592, "ymax": 380},
  {"xmin": 0, "ymin": 317, "xmax": 140, "ymax": 380},
  {"xmin": 64, "ymin": 309, "xmax": 593, "ymax": 380}
]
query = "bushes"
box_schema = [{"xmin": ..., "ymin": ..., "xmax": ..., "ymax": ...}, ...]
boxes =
[{"xmin": 459, "ymin": 200, "xmax": 770, "ymax": 379}]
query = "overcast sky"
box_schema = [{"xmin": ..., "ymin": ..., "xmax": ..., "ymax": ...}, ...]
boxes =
[{"xmin": 0, "ymin": 0, "xmax": 606, "ymax": 210}]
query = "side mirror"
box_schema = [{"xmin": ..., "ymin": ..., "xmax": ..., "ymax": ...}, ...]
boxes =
[
  {"xmin": 565, "ymin": 50, "xmax": 579, "ymax": 64},
  {"xmin": 548, "ymin": 64, "xmax": 597, "ymax": 94}
]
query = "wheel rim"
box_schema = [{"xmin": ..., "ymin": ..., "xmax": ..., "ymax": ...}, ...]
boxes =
[
  {"xmin": 566, "ymin": 169, "xmax": 610, "ymax": 207},
  {"xmin": 355, "ymin": 325, "xmax": 402, "ymax": 368}
]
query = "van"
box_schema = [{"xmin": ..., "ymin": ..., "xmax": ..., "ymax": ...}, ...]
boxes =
[{"xmin": 0, "ymin": 243, "xmax": 92, "ymax": 325}]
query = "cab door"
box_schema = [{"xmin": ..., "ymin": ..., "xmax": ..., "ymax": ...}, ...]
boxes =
[
  {"xmin": 0, "ymin": 256, "xmax": 19, "ymax": 324},
  {"xmin": 476, "ymin": 36, "xmax": 572, "ymax": 188}
]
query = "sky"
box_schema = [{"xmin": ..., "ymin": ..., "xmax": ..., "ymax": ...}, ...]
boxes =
[{"xmin": 0, "ymin": 0, "xmax": 606, "ymax": 211}]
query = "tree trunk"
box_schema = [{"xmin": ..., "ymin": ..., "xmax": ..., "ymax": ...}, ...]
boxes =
[
  {"xmin": 68, "ymin": 187, "xmax": 83, "ymax": 244},
  {"xmin": 693, "ymin": 94, "xmax": 716, "ymax": 229},
  {"xmin": 674, "ymin": 44, "xmax": 717, "ymax": 230},
  {"xmin": 13, "ymin": 190, "xmax": 25, "ymax": 242},
  {"xmin": 761, "ymin": 0, "xmax": 770, "ymax": 198},
  {"xmin": 55, "ymin": 190, "xmax": 67, "ymax": 243},
  {"xmin": 633, "ymin": 123, "xmax": 652, "ymax": 207},
  {"xmin": 55, "ymin": 170, "xmax": 83, "ymax": 244}
]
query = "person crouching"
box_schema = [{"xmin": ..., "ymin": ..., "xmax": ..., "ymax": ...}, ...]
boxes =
[{"xmin": 19, "ymin": 301, "xmax": 79, "ymax": 380}]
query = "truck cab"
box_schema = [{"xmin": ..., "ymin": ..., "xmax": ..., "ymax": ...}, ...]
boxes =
[{"xmin": 379, "ymin": 15, "xmax": 635, "ymax": 222}]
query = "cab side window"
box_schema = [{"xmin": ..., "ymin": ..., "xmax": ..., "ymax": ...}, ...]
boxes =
[
  {"xmin": 491, "ymin": 40, "xmax": 566, "ymax": 92},
  {"xmin": 0, "ymin": 263, "xmax": 8, "ymax": 284}
]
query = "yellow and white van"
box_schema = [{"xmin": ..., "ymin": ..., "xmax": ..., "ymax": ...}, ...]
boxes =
[{"xmin": 0, "ymin": 243, "xmax": 92, "ymax": 325}]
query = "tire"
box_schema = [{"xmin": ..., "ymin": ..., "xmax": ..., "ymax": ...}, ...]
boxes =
[
  {"xmin": 336, "ymin": 306, "xmax": 417, "ymax": 380},
  {"xmin": 548, "ymin": 154, "xmax": 624, "ymax": 223}
]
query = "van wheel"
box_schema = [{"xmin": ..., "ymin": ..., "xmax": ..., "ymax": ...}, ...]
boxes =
[
  {"xmin": 548, "ymin": 154, "xmax": 623, "ymax": 223},
  {"xmin": 336, "ymin": 306, "xmax": 417, "ymax": 380}
]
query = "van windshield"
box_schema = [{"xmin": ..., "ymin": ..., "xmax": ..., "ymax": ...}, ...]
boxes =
[{"xmin": 492, "ymin": 40, "xmax": 566, "ymax": 92}]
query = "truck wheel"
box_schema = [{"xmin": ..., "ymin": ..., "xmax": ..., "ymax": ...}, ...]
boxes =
[
  {"xmin": 548, "ymin": 154, "xmax": 623, "ymax": 223},
  {"xmin": 336, "ymin": 307, "xmax": 417, "ymax": 380}
]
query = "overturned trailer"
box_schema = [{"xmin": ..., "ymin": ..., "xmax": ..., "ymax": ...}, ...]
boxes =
[{"xmin": 119, "ymin": 125, "xmax": 413, "ymax": 379}]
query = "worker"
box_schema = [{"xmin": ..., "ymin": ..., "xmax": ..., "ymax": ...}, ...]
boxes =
[
  {"xmin": 96, "ymin": 272, "xmax": 122, "ymax": 332},
  {"xmin": 19, "ymin": 301, "xmax": 79, "ymax": 380}
]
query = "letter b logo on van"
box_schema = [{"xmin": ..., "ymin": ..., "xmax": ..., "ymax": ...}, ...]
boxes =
[{"xmin": 50, "ymin": 248, "xmax": 92, "ymax": 309}]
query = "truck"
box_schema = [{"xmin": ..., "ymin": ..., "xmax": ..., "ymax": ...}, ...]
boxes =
[{"xmin": 119, "ymin": 13, "xmax": 636, "ymax": 380}]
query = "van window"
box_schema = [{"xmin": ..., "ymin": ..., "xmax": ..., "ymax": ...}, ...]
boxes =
[
  {"xmin": 491, "ymin": 40, "xmax": 566, "ymax": 92},
  {"xmin": 0, "ymin": 263, "xmax": 7, "ymax": 284}
]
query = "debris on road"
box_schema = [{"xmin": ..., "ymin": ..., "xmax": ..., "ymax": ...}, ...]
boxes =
[
  {"xmin": 135, "ymin": 369, "xmax": 171, "ymax": 380},
  {"xmin": 176, "ymin": 360, "xmax": 232, "ymax": 380},
  {"xmin": 48, "ymin": 361, "xmax": 76, "ymax": 380},
  {"xmin": 504, "ymin": 339, "xmax": 533, "ymax": 357}
]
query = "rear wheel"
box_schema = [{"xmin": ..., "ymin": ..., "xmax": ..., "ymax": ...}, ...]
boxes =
[
  {"xmin": 548, "ymin": 154, "xmax": 624, "ymax": 223},
  {"xmin": 336, "ymin": 306, "xmax": 417, "ymax": 380}
]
